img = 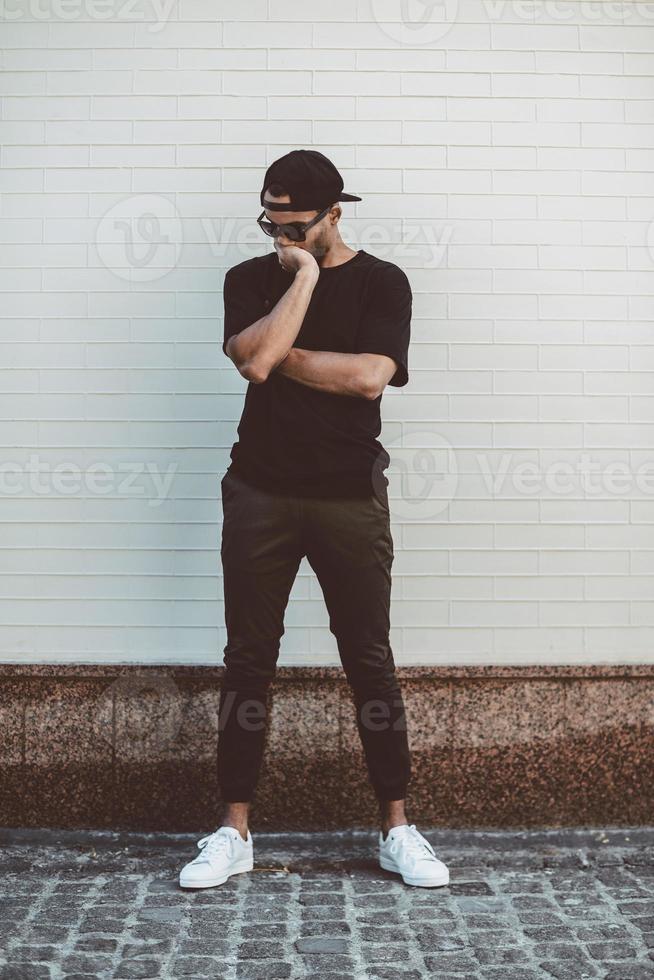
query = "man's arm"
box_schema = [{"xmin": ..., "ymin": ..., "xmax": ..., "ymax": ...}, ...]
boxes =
[
  {"xmin": 225, "ymin": 244, "xmax": 319, "ymax": 384},
  {"xmin": 274, "ymin": 348, "xmax": 399, "ymax": 400}
]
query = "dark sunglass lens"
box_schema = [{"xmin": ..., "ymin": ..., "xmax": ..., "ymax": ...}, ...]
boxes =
[{"xmin": 282, "ymin": 225, "xmax": 304, "ymax": 242}]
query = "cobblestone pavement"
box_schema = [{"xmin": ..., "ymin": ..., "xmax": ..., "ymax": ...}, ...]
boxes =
[{"xmin": 0, "ymin": 826, "xmax": 653, "ymax": 979}]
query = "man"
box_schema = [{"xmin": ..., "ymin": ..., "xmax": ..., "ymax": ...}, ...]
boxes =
[{"xmin": 179, "ymin": 150, "xmax": 449, "ymax": 890}]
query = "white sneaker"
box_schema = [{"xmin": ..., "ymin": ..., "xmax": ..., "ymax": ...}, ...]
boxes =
[
  {"xmin": 379, "ymin": 823, "xmax": 449, "ymax": 888},
  {"xmin": 179, "ymin": 826, "xmax": 254, "ymax": 889}
]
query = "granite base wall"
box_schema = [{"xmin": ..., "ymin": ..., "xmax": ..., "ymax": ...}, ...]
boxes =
[{"xmin": 1, "ymin": 664, "xmax": 652, "ymax": 832}]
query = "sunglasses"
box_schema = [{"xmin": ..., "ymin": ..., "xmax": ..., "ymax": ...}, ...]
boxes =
[{"xmin": 257, "ymin": 204, "xmax": 332, "ymax": 243}]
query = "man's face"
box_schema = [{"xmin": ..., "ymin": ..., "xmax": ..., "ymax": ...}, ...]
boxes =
[{"xmin": 263, "ymin": 192, "xmax": 335, "ymax": 260}]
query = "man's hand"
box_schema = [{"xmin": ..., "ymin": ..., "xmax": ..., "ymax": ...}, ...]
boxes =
[
  {"xmin": 224, "ymin": 245, "xmax": 319, "ymax": 383},
  {"xmin": 274, "ymin": 240, "xmax": 320, "ymax": 278}
]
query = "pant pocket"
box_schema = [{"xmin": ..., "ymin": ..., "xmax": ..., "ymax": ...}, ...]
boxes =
[
  {"xmin": 308, "ymin": 495, "xmax": 393, "ymax": 570},
  {"xmin": 221, "ymin": 478, "xmax": 300, "ymax": 574}
]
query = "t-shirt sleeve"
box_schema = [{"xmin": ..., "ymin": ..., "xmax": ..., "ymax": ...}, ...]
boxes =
[
  {"xmin": 354, "ymin": 263, "xmax": 412, "ymax": 387},
  {"xmin": 222, "ymin": 264, "xmax": 264, "ymax": 357}
]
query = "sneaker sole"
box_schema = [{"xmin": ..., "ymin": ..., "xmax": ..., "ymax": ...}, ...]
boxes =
[
  {"xmin": 379, "ymin": 855, "xmax": 449, "ymax": 888},
  {"xmin": 179, "ymin": 856, "xmax": 254, "ymax": 889}
]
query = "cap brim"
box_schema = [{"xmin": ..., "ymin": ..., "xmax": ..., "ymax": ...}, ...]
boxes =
[{"xmin": 339, "ymin": 193, "xmax": 362, "ymax": 202}]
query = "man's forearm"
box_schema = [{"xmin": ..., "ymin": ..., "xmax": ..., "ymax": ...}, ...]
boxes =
[
  {"xmin": 227, "ymin": 268, "xmax": 318, "ymax": 382},
  {"xmin": 274, "ymin": 347, "xmax": 374, "ymax": 399}
]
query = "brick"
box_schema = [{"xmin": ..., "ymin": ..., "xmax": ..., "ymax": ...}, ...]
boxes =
[
  {"xmin": 522, "ymin": 926, "xmax": 576, "ymax": 941},
  {"xmin": 237, "ymin": 941, "xmax": 285, "ymax": 958},
  {"xmin": 299, "ymin": 894, "xmax": 345, "ymax": 907},
  {"xmin": 170, "ymin": 958, "xmax": 230, "ymax": 976},
  {"xmin": 295, "ymin": 938, "xmax": 348, "ymax": 954},
  {"xmin": 424, "ymin": 954, "xmax": 479, "ymax": 972},
  {"xmin": 475, "ymin": 948, "xmax": 528, "ymax": 965},
  {"xmin": 113, "ymin": 961, "xmax": 161, "ymax": 979},
  {"xmin": 240, "ymin": 925, "xmax": 287, "ymax": 939},
  {"xmin": 299, "ymin": 921, "xmax": 351, "ymax": 936},
  {"xmin": 362, "ymin": 945, "xmax": 413, "ymax": 963},
  {"xmin": 539, "ymin": 962, "xmax": 599, "ymax": 979},
  {"xmin": 479, "ymin": 971, "xmax": 543, "ymax": 980},
  {"xmin": 416, "ymin": 930, "xmax": 467, "ymax": 952},
  {"xmin": 360, "ymin": 926, "xmax": 410, "ymax": 943},
  {"xmin": 532, "ymin": 944, "xmax": 595, "ymax": 962},
  {"xmin": 365, "ymin": 971, "xmax": 424, "ymax": 980},
  {"xmin": 299, "ymin": 956, "xmax": 355, "ymax": 971},
  {"xmin": 8, "ymin": 948, "xmax": 58, "ymax": 963},
  {"xmin": 235, "ymin": 963, "xmax": 291, "ymax": 979},
  {"xmin": 603, "ymin": 968, "xmax": 654, "ymax": 980},
  {"xmin": 0, "ymin": 968, "xmax": 52, "ymax": 980},
  {"xmin": 73, "ymin": 938, "xmax": 119, "ymax": 953},
  {"xmin": 60, "ymin": 956, "xmax": 113, "ymax": 974},
  {"xmin": 587, "ymin": 941, "xmax": 639, "ymax": 959}
]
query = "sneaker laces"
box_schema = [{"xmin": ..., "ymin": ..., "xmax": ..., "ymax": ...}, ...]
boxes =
[
  {"xmin": 195, "ymin": 828, "xmax": 234, "ymax": 865},
  {"xmin": 391, "ymin": 824, "xmax": 436, "ymax": 863}
]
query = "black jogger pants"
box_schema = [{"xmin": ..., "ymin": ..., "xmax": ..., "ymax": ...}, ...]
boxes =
[{"xmin": 217, "ymin": 467, "xmax": 412, "ymax": 803}]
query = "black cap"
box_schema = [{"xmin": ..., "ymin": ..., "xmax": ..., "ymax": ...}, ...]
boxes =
[{"xmin": 260, "ymin": 149, "xmax": 362, "ymax": 213}]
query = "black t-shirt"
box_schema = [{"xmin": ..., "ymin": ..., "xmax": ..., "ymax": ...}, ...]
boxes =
[{"xmin": 222, "ymin": 248, "xmax": 411, "ymax": 498}]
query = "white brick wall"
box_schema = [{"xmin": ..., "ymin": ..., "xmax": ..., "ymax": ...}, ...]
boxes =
[{"xmin": 1, "ymin": 1, "xmax": 653, "ymax": 665}]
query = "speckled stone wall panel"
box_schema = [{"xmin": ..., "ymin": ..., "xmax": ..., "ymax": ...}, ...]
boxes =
[
  {"xmin": 0, "ymin": 664, "xmax": 652, "ymax": 831},
  {"xmin": 561, "ymin": 677, "xmax": 654, "ymax": 825},
  {"xmin": 400, "ymin": 677, "xmax": 453, "ymax": 826},
  {"xmin": 112, "ymin": 672, "xmax": 221, "ymax": 832},
  {"xmin": 0, "ymin": 678, "xmax": 27, "ymax": 825},
  {"xmin": 19, "ymin": 677, "xmax": 114, "ymax": 827},
  {"xmin": 252, "ymin": 677, "xmax": 344, "ymax": 832},
  {"xmin": 336, "ymin": 681, "xmax": 379, "ymax": 828},
  {"xmin": 449, "ymin": 678, "xmax": 569, "ymax": 827}
]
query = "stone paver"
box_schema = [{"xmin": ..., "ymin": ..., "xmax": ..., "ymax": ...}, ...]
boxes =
[{"xmin": 0, "ymin": 827, "xmax": 653, "ymax": 978}]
